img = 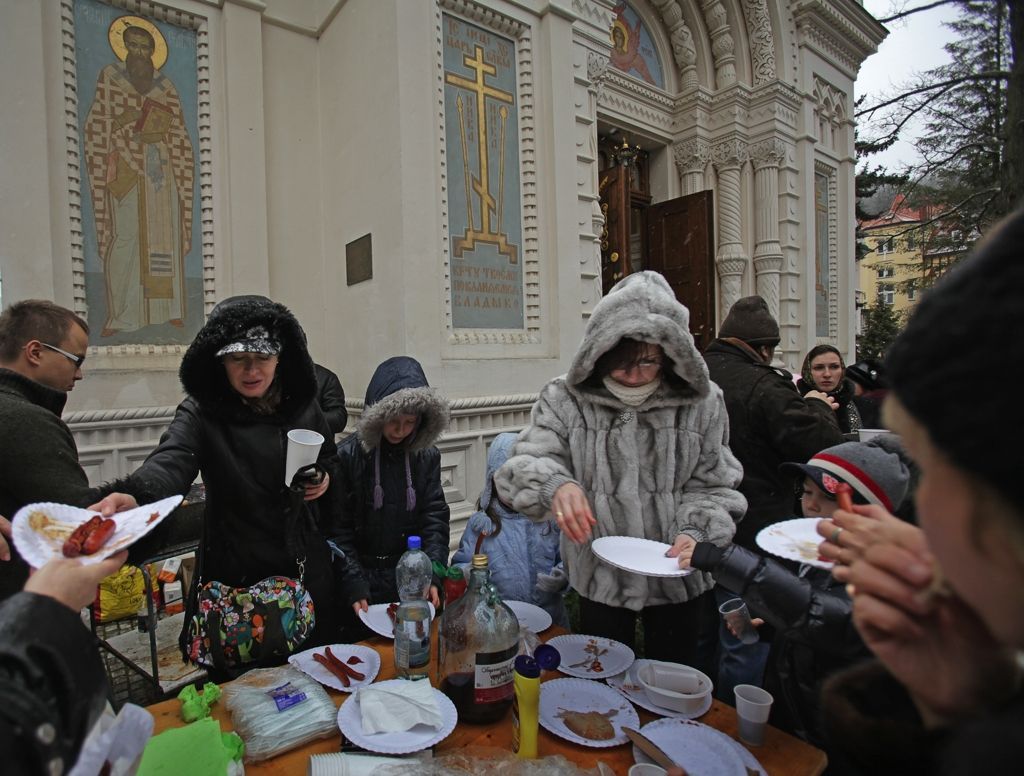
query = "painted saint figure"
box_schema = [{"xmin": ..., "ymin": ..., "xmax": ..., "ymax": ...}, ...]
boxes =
[
  {"xmin": 83, "ymin": 17, "xmax": 195, "ymax": 337},
  {"xmin": 610, "ymin": 3, "xmax": 656, "ymax": 86}
]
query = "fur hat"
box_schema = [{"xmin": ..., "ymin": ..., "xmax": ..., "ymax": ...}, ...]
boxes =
[
  {"xmin": 781, "ymin": 440, "xmax": 909, "ymax": 512},
  {"xmin": 719, "ymin": 296, "xmax": 780, "ymax": 346},
  {"xmin": 886, "ymin": 208, "xmax": 1024, "ymax": 510}
]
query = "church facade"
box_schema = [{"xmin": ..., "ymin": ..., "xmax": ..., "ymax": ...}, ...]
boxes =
[{"xmin": 0, "ymin": 0, "xmax": 886, "ymax": 532}]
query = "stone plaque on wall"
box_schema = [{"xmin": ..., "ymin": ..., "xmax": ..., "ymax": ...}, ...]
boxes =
[{"xmin": 443, "ymin": 13, "xmax": 524, "ymax": 329}]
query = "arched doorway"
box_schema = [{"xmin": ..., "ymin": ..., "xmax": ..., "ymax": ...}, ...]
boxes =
[{"xmin": 598, "ymin": 132, "xmax": 716, "ymax": 350}]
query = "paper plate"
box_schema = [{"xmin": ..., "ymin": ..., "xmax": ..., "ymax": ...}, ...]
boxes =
[
  {"xmin": 606, "ymin": 659, "xmax": 712, "ymax": 720},
  {"xmin": 755, "ymin": 518, "xmax": 833, "ymax": 569},
  {"xmin": 358, "ymin": 602, "xmax": 436, "ymax": 639},
  {"xmin": 11, "ymin": 495, "xmax": 184, "ymax": 567},
  {"xmin": 336, "ymin": 680, "xmax": 457, "ymax": 755},
  {"xmin": 288, "ymin": 644, "xmax": 380, "ymax": 693},
  {"xmin": 631, "ymin": 717, "xmax": 761, "ymax": 776},
  {"xmin": 591, "ymin": 536, "xmax": 694, "ymax": 578},
  {"xmin": 539, "ymin": 677, "xmax": 639, "ymax": 747},
  {"xmin": 547, "ymin": 634, "xmax": 635, "ymax": 679},
  {"xmin": 504, "ymin": 600, "xmax": 552, "ymax": 633}
]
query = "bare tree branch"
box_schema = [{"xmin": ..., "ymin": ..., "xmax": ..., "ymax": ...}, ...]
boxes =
[
  {"xmin": 856, "ymin": 71, "xmax": 1011, "ymax": 116},
  {"xmin": 877, "ymin": 0, "xmax": 963, "ymax": 25}
]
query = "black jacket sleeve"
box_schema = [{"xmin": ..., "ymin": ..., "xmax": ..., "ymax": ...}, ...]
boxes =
[
  {"xmin": 0, "ymin": 593, "xmax": 108, "ymax": 776},
  {"xmin": 332, "ymin": 436, "xmax": 371, "ymax": 605},
  {"xmin": 758, "ymin": 376, "xmax": 844, "ymax": 466},
  {"xmin": 416, "ymin": 447, "xmax": 451, "ymax": 587},
  {"xmin": 315, "ymin": 365, "xmax": 348, "ymax": 436},
  {"xmin": 693, "ymin": 542, "xmax": 863, "ymax": 659}
]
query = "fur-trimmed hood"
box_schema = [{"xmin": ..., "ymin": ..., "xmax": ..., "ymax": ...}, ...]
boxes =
[
  {"xmin": 179, "ymin": 295, "xmax": 317, "ymax": 421},
  {"xmin": 357, "ymin": 356, "xmax": 450, "ymax": 452},
  {"xmin": 566, "ymin": 271, "xmax": 710, "ymax": 408}
]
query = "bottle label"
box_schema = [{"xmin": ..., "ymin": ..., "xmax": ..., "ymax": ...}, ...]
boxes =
[
  {"xmin": 473, "ymin": 645, "xmax": 516, "ymax": 703},
  {"xmin": 395, "ymin": 623, "xmax": 431, "ymax": 669}
]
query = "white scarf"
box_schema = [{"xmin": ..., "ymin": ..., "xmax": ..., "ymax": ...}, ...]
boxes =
[{"xmin": 603, "ymin": 376, "xmax": 661, "ymax": 406}]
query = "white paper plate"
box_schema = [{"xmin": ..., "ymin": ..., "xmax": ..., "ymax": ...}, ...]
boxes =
[
  {"xmin": 539, "ymin": 677, "xmax": 639, "ymax": 747},
  {"xmin": 606, "ymin": 659, "xmax": 712, "ymax": 720},
  {"xmin": 504, "ymin": 600, "xmax": 552, "ymax": 633},
  {"xmin": 358, "ymin": 602, "xmax": 436, "ymax": 639},
  {"xmin": 336, "ymin": 680, "xmax": 457, "ymax": 754},
  {"xmin": 632, "ymin": 717, "xmax": 762, "ymax": 775},
  {"xmin": 755, "ymin": 518, "xmax": 833, "ymax": 569},
  {"xmin": 547, "ymin": 634, "xmax": 635, "ymax": 679},
  {"xmin": 288, "ymin": 644, "xmax": 380, "ymax": 693},
  {"xmin": 591, "ymin": 536, "xmax": 694, "ymax": 578},
  {"xmin": 11, "ymin": 495, "xmax": 184, "ymax": 567}
]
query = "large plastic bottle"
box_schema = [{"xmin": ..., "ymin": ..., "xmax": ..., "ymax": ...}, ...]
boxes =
[
  {"xmin": 394, "ymin": 536, "xmax": 433, "ymax": 680},
  {"xmin": 438, "ymin": 553, "xmax": 520, "ymax": 722}
]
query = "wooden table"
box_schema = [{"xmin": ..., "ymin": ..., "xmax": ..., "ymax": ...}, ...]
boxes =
[{"xmin": 148, "ymin": 627, "xmax": 826, "ymax": 775}]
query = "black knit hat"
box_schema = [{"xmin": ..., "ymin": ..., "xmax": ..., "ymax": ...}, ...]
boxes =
[
  {"xmin": 886, "ymin": 208, "xmax": 1024, "ymax": 509},
  {"xmin": 719, "ymin": 296, "xmax": 780, "ymax": 346}
]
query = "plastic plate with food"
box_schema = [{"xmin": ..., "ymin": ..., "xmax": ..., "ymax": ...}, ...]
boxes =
[
  {"xmin": 288, "ymin": 643, "xmax": 380, "ymax": 692},
  {"xmin": 358, "ymin": 602, "xmax": 436, "ymax": 639},
  {"xmin": 755, "ymin": 518, "xmax": 833, "ymax": 569},
  {"xmin": 11, "ymin": 495, "xmax": 184, "ymax": 567}
]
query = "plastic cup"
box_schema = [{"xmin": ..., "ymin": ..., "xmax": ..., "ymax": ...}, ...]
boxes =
[
  {"xmin": 284, "ymin": 429, "xmax": 324, "ymax": 486},
  {"xmin": 734, "ymin": 684, "xmax": 773, "ymax": 746},
  {"xmin": 719, "ymin": 597, "xmax": 759, "ymax": 645},
  {"xmin": 628, "ymin": 765, "xmax": 667, "ymax": 776}
]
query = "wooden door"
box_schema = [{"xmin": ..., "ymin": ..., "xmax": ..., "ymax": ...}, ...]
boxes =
[
  {"xmin": 645, "ymin": 191, "xmax": 716, "ymax": 350},
  {"xmin": 599, "ymin": 166, "xmax": 630, "ymax": 291}
]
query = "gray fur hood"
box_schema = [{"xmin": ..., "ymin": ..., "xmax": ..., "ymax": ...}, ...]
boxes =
[
  {"xmin": 357, "ymin": 356, "xmax": 450, "ymax": 452},
  {"xmin": 566, "ymin": 271, "xmax": 710, "ymax": 408}
]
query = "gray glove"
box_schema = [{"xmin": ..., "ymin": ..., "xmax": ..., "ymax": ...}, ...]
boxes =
[{"xmin": 535, "ymin": 565, "xmax": 569, "ymax": 594}]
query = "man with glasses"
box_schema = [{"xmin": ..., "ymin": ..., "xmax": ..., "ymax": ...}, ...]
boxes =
[{"xmin": 0, "ymin": 300, "xmax": 134, "ymax": 599}]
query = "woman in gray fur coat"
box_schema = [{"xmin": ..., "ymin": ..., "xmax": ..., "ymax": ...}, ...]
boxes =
[{"xmin": 495, "ymin": 272, "xmax": 745, "ymax": 662}]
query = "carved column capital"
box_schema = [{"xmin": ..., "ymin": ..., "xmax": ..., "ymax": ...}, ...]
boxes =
[
  {"xmin": 586, "ymin": 51, "xmax": 609, "ymax": 95},
  {"xmin": 701, "ymin": 0, "xmax": 736, "ymax": 88},
  {"xmin": 712, "ymin": 137, "xmax": 749, "ymax": 169},
  {"xmin": 673, "ymin": 139, "xmax": 711, "ymax": 174},
  {"xmin": 750, "ymin": 138, "xmax": 786, "ymax": 169}
]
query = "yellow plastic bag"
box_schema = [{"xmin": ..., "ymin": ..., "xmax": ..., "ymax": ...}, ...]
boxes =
[{"xmin": 92, "ymin": 564, "xmax": 157, "ymax": 623}]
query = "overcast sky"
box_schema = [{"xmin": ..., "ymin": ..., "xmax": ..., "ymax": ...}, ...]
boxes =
[{"xmin": 856, "ymin": 0, "xmax": 961, "ymax": 169}]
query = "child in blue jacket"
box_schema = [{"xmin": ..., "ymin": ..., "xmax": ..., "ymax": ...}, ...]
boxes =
[{"xmin": 453, "ymin": 433, "xmax": 568, "ymax": 627}]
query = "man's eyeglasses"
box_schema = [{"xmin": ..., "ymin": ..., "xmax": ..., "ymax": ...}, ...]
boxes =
[{"xmin": 40, "ymin": 342, "xmax": 86, "ymax": 368}]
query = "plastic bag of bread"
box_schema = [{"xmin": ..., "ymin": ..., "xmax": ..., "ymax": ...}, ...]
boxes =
[{"xmin": 221, "ymin": 665, "xmax": 337, "ymax": 761}]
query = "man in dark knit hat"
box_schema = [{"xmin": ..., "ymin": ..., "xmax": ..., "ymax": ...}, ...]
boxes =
[{"xmin": 702, "ymin": 295, "xmax": 844, "ymax": 697}]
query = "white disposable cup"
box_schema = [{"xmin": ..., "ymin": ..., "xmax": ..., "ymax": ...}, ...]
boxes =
[
  {"xmin": 734, "ymin": 684, "xmax": 773, "ymax": 746},
  {"xmin": 858, "ymin": 428, "xmax": 887, "ymax": 442},
  {"xmin": 719, "ymin": 597, "xmax": 759, "ymax": 645},
  {"xmin": 285, "ymin": 428, "xmax": 324, "ymax": 485},
  {"xmin": 628, "ymin": 765, "xmax": 667, "ymax": 776}
]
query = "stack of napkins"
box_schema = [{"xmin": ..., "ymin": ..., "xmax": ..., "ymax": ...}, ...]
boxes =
[{"xmin": 357, "ymin": 680, "xmax": 442, "ymax": 734}]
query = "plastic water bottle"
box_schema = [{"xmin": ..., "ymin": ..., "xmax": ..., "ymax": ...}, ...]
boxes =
[{"xmin": 394, "ymin": 536, "xmax": 433, "ymax": 680}]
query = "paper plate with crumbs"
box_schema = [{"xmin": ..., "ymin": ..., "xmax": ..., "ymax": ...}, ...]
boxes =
[{"xmin": 755, "ymin": 518, "xmax": 834, "ymax": 570}]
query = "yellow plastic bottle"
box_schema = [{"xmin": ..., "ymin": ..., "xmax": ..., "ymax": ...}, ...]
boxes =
[{"xmin": 511, "ymin": 655, "xmax": 540, "ymax": 758}]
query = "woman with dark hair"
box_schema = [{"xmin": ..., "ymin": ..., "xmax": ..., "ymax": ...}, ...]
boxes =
[
  {"xmin": 96, "ymin": 295, "xmax": 342, "ymax": 672},
  {"xmin": 797, "ymin": 344, "xmax": 862, "ymax": 435},
  {"xmin": 495, "ymin": 272, "xmax": 744, "ymax": 663}
]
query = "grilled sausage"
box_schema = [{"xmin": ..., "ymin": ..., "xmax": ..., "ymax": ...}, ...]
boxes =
[
  {"xmin": 81, "ymin": 518, "xmax": 117, "ymax": 555},
  {"xmin": 313, "ymin": 651, "xmax": 350, "ymax": 686},
  {"xmin": 62, "ymin": 515, "xmax": 103, "ymax": 558}
]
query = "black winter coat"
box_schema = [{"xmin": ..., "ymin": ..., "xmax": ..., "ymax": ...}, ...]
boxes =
[
  {"xmin": 704, "ymin": 340, "xmax": 843, "ymax": 548},
  {"xmin": 333, "ymin": 356, "xmax": 451, "ymax": 605},
  {"xmin": 0, "ymin": 592, "xmax": 108, "ymax": 775},
  {"xmin": 797, "ymin": 376, "xmax": 862, "ymax": 435},
  {"xmin": 692, "ymin": 541, "xmax": 870, "ymax": 748},
  {"xmin": 105, "ymin": 296, "xmax": 343, "ymax": 653},
  {"xmin": 315, "ymin": 363, "xmax": 348, "ymax": 436}
]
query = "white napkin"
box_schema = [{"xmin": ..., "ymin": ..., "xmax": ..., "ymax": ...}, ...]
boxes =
[{"xmin": 357, "ymin": 680, "xmax": 442, "ymax": 734}]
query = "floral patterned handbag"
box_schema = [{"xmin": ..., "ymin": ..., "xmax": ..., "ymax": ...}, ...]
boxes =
[{"xmin": 184, "ymin": 562, "xmax": 315, "ymax": 672}]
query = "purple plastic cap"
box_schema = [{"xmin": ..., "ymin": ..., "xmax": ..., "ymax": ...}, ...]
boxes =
[
  {"xmin": 515, "ymin": 655, "xmax": 540, "ymax": 679},
  {"xmin": 533, "ymin": 644, "xmax": 560, "ymax": 671},
  {"xmin": 407, "ymin": 536, "xmax": 422, "ymax": 550}
]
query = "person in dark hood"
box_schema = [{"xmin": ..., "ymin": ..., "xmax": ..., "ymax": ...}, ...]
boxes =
[
  {"xmin": 95, "ymin": 295, "xmax": 342, "ymax": 670},
  {"xmin": 495, "ymin": 272, "xmax": 745, "ymax": 664},
  {"xmin": 333, "ymin": 356, "xmax": 451, "ymax": 612},
  {"xmin": 846, "ymin": 359, "xmax": 889, "ymax": 430},
  {"xmin": 797, "ymin": 345, "xmax": 862, "ymax": 435}
]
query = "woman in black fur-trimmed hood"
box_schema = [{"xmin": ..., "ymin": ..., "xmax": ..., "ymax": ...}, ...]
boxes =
[
  {"xmin": 333, "ymin": 356, "xmax": 451, "ymax": 612},
  {"xmin": 797, "ymin": 344, "xmax": 862, "ymax": 435},
  {"xmin": 101, "ymin": 295, "xmax": 342, "ymax": 667}
]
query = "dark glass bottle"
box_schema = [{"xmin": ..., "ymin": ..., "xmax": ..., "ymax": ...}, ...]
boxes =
[{"xmin": 438, "ymin": 554, "xmax": 519, "ymax": 723}]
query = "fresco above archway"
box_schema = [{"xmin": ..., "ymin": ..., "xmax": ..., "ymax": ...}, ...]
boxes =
[{"xmin": 609, "ymin": 2, "xmax": 665, "ymax": 89}]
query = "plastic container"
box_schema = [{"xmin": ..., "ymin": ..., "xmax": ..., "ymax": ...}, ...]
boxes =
[
  {"xmin": 438, "ymin": 554, "xmax": 520, "ymax": 723},
  {"xmin": 511, "ymin": 655, "xmax": 540, "ymax": 758},
  {"xmin": 636, "ymin": 661, "xmax": 712, "ymax": 714},
  {"xmin": 443, "ymin": 565, "xmax": 467, "ymax": 607},
  {"xmin": 395, "ymin": 536, "xmax": 433, "ymax": 680}
]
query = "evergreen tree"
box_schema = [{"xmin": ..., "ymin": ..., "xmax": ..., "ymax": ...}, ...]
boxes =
[{"xmin": 857, "ymin": 303, "xmax": 903, "ymax": 363}]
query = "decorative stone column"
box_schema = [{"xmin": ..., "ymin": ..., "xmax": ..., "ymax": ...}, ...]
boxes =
[
  {"xmin": 712, "ymin": 138, "xmax": 749, "ymax": 317},
  {"xmin": 651, "ymin": 0, "xmax": 699, "ymax": 93},
  {"xmin": 750, "ymin": 139, "xmax": 786, "ymax": 322},
  {"xmin": 701, "ymin": 0, "xmax": 736, "ymax": 89},
  {"xmin": 672, "ymin": 139, "xmax": 711, "ymax": 195}
]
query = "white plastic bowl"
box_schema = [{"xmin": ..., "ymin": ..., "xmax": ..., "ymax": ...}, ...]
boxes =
[{"xmin": 636, "ymin": 661, "xmax": 713, "ymax": 714}]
